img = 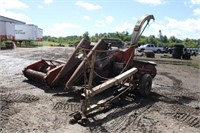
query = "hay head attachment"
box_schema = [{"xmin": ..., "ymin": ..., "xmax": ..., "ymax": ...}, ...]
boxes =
[{"xmin": 23, "ymin": 15, "xmax": 156, "ymax": 124}]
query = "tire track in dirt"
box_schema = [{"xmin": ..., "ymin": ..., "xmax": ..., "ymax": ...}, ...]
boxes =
[
  {"xmin": 169, "ymin": 104, "xmax": 200, "ymax": 128},
  {"xmin": 0, "ymin": 93, "xmax": 40, "ymax": 132},
  {"xmin": 0, "ymin": 101, "xmax": 19, "ymax": 130},
  {"xmin": 159, "ymin": 72, "xmax": 183, "ymax": 90},
  {"xmin": 87, "ymin": 95, "xmax": 155, "ymax": 133},
  {"xmin": 0, "ymin": 86, "xmax": 12, "ymax": 93},
  {"xmin": 106, "ymin": 107, "xmax": 129, "ymax": 132},
  {"xmin": 119, "ymin": 104, "xmax": 154, "ymax": 133},
  {"xmin": 155, "ymin": 101, "xmax": 200, "ymax": 129},
  {"xmin": 1, "ymin": 100, "xmax": 69, "ymax": 133},
  {"xmin": 53, "ymin": 101, "xmax": 81, "ymax": 112},
  {"xmin": 3, "ymin": 109, "xmax": 52, "ymax": 132},
  {"xmin": 172, "ymin": 112, "xmax": 200, "ymax": 128},
  {"xmin": 0, "ymin": 93, "xmax": 39, "ymax": 103},
  {"xmin": 158, "ymin": 72, "xmax": 199, "ymax": 102},
  {"xmin": 87, "ymin": 105, "xmax": 128, "ymax": 133},
  {"xmin": 155, "ymin": 72, "xmax": 199, "ymax": 128}
]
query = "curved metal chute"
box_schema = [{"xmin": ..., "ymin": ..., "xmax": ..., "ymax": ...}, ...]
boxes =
[{"xmin": 131, "ymin": 15, "xmax": 155, "ymax": 46}]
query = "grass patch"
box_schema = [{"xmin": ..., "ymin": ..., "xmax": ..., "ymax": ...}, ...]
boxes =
[
  {"xmin": 189, "ymin": 60, "xmax": 200, "ymax": 69},
  {"xmin": 0, "ymin": 41, "xmax": 12, "ymax": 47},
  {"xmin": 35, "ymin": 41, "xmax": 69, "ymax": 47},
  {"xmin": 1, "ymin": 41, "xmax": 71, "ymax": 48}
]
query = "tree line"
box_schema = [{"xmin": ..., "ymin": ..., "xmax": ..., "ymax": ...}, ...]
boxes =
[{"xmin": 43, "ymin": 31, "xmax": 199, "ymax": 48}]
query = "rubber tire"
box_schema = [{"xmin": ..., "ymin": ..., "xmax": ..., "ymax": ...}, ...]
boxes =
[
  {"xmin": 145, "ymin": 51, "xmax": 155, "ymax": 58},
  {"xmin": 140, "ymin": 49, "xmax": 144, "ymax": 52},
  {"xmin": 138, "ymin": 74, "xmax": 152, "ymax": 96},
  {"xmin": 157, "ymin": 49, "xmax": 161, "ymax": 53}
]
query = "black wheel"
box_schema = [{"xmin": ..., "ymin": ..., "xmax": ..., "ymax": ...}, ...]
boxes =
[
  {"xmin": 140, "ymin": 48, "xmax": 144, "ymax": 52},
  {"xmin": 138, "ymin": 74, "xmax": 152, "ymax": 96},
  {"xmin": 157, "ymin": 49, "xmax": 161, "ymax": 53},
  {"xmin": 145, "ymin": 51, "xmax": 155, "ymax": 58}
]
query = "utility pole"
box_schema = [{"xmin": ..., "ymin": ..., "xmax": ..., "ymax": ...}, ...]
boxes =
[
  {"xmin": 198, "ymin": 39, "xmax": 200, "ymax": 52},
  {"xmin": 0, "ymin": 39, "xmax": 2, "ymax": 50},
  {"xmin": 159, "ymin": 30, "xmax": 163, "ymax": 47}
]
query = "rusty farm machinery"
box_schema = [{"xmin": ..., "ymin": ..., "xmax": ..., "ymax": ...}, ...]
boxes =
[{"xmin": 23, "ymin": 15, "xmax": 157, "ymax": 123}]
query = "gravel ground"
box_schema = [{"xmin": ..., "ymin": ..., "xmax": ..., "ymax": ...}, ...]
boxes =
[{"xmin": 0, "ymin": 46, "xmax": 200, "ymax": 133}]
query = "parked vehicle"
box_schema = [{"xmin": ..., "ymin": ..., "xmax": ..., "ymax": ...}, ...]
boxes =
[
  {"xmin": 172, "ymin": 44, "xmax": 184, "ymax": 59},
  {"xmin": 167, "ymin": 47, "xmax": 173, "ymax": 54},
  {"xmin": 15, "ymin": 24, "xmax": 38, "ymax": 41},
  {"xmin": 187, "ymin": 48, "xmax": 198, "ymax": 56},
  {"xmin": 0, "ymin": 21, "xmax": 15, "ymax": 41},
  {"xmin": 137, "ymin": 44, "xmax": 164, "ymax": 53},
  {"xmin": 171, "ymin": 45, "xmax": 192, "ymax": 60}
]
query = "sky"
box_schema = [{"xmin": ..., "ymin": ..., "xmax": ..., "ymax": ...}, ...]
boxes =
[{"xmin": 0, "ymin": 0, "xmax": 200, "ymax": 39}]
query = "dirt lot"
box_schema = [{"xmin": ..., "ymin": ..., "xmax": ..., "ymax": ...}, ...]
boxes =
[{"xmin": 0, "ymin": 46, "xmax": 200, "ymax": 133}]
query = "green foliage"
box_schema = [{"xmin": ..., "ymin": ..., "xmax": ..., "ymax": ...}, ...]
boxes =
[
  {"xmin": 42, "ymin": 32, "xmax": 199, "ymax": 48},
  {"xmin": 183, "ymin": 38, "xmax": 198, "ymax": 48},
  {"xmin": 162, "ymin": 35, "xmax": 168, "ymax": 43},
  {"xmin": 43, "ymin": 35, "xmax": 82, "ymax": 47},
  {"xmin": 83, "ymin": 31, "xmax": 90, "ymax": 41}
]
